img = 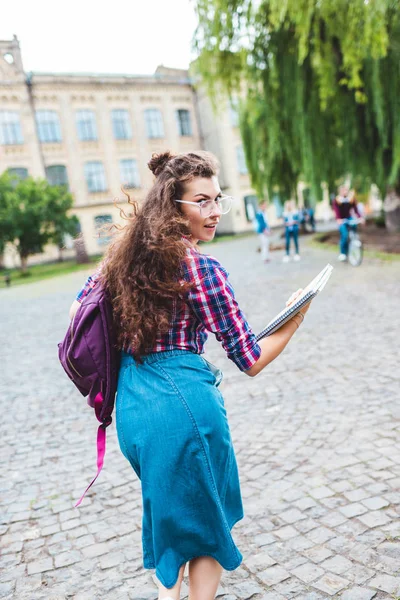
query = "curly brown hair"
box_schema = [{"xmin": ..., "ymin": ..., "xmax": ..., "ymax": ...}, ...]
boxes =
[{"xmin": 101, "ymin": 150, "xmax": 219, "ymax": 360}]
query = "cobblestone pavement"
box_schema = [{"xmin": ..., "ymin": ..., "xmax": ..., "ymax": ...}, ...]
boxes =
[{"xmin": 1, "ymin": 235, "xmax": 399, "ymax": 600}]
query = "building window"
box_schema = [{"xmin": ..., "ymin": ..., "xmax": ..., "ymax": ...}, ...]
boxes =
[
  {"xmin": 244, "ymin": 195, "xmax": 258, "ymax": 222},
  {"xmin": 144, "ymin": 108, "xmax": 164, "ymax": 139},
  {"xmin": 176, "ymin": 109, "xmax": 192, "ymax": 136},
  {"xmin": 36, "ymin": 110, "xmax": 62, "ymax": 143},
  {"xmin": 94, "ymin": 214, "xmax": 113, "ymax": 246},
  {"xmin": 76, "ymin": 109, "xmax": 98, "ymax": 141},
  {"xmin": 45, "ymin": 165, "xmax": 69, "ymax": 187},
  {"xmin": 84, "ymin": 161, "xmax": 107, "ymax": 192},
  {"xmin": 111, "ymin": 109, "xmax": 132, "ymax": 140},
  {"xmin": 236, "ymin": 145, "xmax": 248, "ymax": 175},
  {"xmin": 7, "ymin": 167, "xmax": 28, "ymax": 180},
  {"xmin": 0, "ymin": 111, "xmax": 23, "ymax": 145},
  {"xmin": 119, "ymin": 159, "xmax": 140, "ymax": 189},
  {"xmin": 229, "ymin": 98, "xmax": 240, "ymax": 128}
]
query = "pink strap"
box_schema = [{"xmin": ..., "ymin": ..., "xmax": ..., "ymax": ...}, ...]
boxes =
[{"xmin": 75, "ymin": 392, "xmax": 108, "ymax": 507}]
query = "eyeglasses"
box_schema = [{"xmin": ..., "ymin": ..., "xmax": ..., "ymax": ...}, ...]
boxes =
[{"xmin": 174, "ymin": 195, "xmax": 233, "ymax": 217}]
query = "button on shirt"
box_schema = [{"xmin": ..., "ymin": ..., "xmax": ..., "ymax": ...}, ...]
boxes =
[{"xmin": 76, "ymin": 246, "xmax": 261, "ymax": 372}]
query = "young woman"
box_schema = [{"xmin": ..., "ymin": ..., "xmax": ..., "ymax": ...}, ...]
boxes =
[{"xmin": 70, "ymin": 151, "xmax": 310, "ymax": 600}]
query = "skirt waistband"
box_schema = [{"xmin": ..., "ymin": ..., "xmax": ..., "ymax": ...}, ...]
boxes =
[{"xmin": 121, "ymin": 349, "xmax": 198, "ymax": 366}]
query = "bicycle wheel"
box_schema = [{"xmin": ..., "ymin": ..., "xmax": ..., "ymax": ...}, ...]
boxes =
[{"xmin": 348, "ymin": 238, "xmax": 363, "ymax": 266}]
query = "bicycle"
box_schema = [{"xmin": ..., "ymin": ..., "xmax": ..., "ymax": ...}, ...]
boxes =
[{"xmin": 341, "ymin": 218, "xmax": 364, "ymax": 267}]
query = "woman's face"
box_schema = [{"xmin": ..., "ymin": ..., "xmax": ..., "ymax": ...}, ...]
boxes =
[{"xmin": 179, "ymin": 176, "xmax": 222, "ymax": 244}]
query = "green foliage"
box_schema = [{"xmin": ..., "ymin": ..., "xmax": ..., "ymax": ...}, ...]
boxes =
[
  {"xmin": 194, "ymin": 0, "xmax": 400, "ymax": 201},
  {"xmin": 0, "ymin": 172, "xmax": 77, "ymax": 269}
]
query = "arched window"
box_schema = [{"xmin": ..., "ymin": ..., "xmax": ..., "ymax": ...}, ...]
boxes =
[
  {"xmin": 176, "ymin": 109, "xmax": 192, "ymax": 136},
  {"xmin": 45, "ymin": 165, "xmax": 69, "ymax": 187},
  {"xmin": 0, "ymin": 111, "xmax": 23, "ymax": 145},
  {"xmin": 144, "ymin": 109, "xmax": 164, "ymax": 139},
  {"xmin": 7, "ymin": 167, "xmax": 28, "ymax": 180},
  {"xmin": 84, "ymin": 161, "xmax": 107, "ymax": 192},
  {"xmin": 111, "ymin": 109, "xmax": 132, "ymax": 140},
  {"xmin": 35, "ymin": 110, "xmax": 62, "ymax": 143}
]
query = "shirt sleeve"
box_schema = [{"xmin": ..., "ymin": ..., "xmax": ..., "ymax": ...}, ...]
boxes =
[
  {"xmin": 185, "ymin": 257, "xmax": 261, "ymax": 371},
  {"xmin": 76, "ymin": 267, "xmax": 101, "ymax": 303}
]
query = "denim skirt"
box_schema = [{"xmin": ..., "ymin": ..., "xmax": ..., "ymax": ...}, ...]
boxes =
[{"xmin": 116, "ymin": 349, "xmax": 244, "ymax": 588}]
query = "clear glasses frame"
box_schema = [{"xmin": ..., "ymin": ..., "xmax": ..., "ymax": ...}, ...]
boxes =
[{"xmin": 174, "ymin": 195, "xmax": 233, "ymax": 217}]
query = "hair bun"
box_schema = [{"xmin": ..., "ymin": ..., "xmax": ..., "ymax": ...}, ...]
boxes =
[{"xmin": 148, "ymin": 151, "xmax": 174, "ymax": 177}]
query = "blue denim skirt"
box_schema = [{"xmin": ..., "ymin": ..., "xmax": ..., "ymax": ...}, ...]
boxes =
[{"xmin": 116, "ymin": 349, "xmax": 244, "ymax": 588}]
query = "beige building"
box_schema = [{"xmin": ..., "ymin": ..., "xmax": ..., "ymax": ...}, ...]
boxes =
[
  {"xmin": 1, "ymin": 36, "xmax": 333, "ymax": 267},
  {"xmin": 1, "ymin": 36, "xmax": 266, "ymax": 267}
]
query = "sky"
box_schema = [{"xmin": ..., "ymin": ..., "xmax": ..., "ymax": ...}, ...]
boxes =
[{"xmin": 0, "ymin": 0, "xmax": 199, "ymax": 75}]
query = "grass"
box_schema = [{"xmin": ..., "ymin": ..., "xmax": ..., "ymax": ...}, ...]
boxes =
[
  {"xmin": 311, "ymin": 233, "xmax": 400, "ymax": 263},
  {"xmin": 0, "ymin": 256, "xmax": 102, "ymax": 289}
]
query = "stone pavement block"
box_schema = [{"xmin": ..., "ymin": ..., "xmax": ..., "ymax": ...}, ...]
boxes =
[
  {"xmin": 81, "ymin": 542, "xmax": 110, "ymax": 558},
  {"xmin": 340, "ymin": 588, "xmax": 377, "ymax": 600},
  {"xmin": 244, "ymin": 552, "xmax": 276, "ymax": 572},
  {"xmin": 361, "ymin": 497, "xmax": 390, "ymax": 510},
  {"xmin": 27, "ymin": 558, "xmax": 54, "ymax": 575},
  {"xmin": 0, "ymin": 581, "xmax": 15, "ymax": 598},
  {"xmin": 54, "ymin": 550, "xmax": 82, "ymax": 568},
  {"xmin": 357, "ymin": 511, "xmax": 392, "ymax": 528},
  {"xmin": 339, "ymin": 503, "xmax": 368, "ymax": 518},
  {"xmin": 274, "ymin": 525, "xmax": 298, "ymax": 540},
  {"xmin": 280, "ymin": 508, "xmax": 307, "ymax": 524},
  {"xmin": 369, "ymin": 573, "xmax": 400, "ymax": 594},
  {"xmin": 320, "ymin": 554, "xmax": 352, "ymax": 575},
  {"xmin": 313, "ymin": 573, "xmax": 349, "ymax": 595},
  {"xmin": 258, "ymin": 565, "xmax": 290, "ymax": 586},
  {"xmin": 303, "ymin": 545, "xmax": 333, "ymax": 563},
  {"xmin": 309, "ymin": 486, "xmax": 335, "ymax": 499},
  {"xmin": 306, "ymin": 526, "xmax": 335, "ymax": 544},
  {"xmin": 231, "ymin": 581, "xmax": 264, "ymax": 597},
  {"xmin": 99, "ymin": 551, "xmax": 125, "ymax": 570},
  {"xmin": 292, "ymin": 563, "xmax": 325, "ymax": 583}
]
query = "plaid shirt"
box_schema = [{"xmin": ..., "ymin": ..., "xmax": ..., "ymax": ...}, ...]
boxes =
[{"xmin": 76, "ymin": 247, "xmax": 261, "ymax": 371}]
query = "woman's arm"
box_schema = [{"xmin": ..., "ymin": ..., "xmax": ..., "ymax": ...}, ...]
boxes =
[{"xmin": 245, "ymin": 312, "xmax": 304, "ymax": 377}]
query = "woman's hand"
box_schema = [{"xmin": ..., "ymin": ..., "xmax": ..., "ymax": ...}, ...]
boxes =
[
  {"xmin": 69, "ymin": 299, "xmax": 81, "ymax": 321},
  {"xmin": 286, "ymin": 288, "xmax": 311, "ymax": 315}
]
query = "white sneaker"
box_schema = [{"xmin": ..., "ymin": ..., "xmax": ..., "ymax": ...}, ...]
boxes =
[
  {"xmin": 293, "ymin": 254, "xmax": 301, "ymax": 261},
  {"xmin": 338, "ymin": 253, "xmax": 347, "ymax": 262},
  {"xmin": 282, "ymin": 255, "xmax": 290, "ymax": 263}
]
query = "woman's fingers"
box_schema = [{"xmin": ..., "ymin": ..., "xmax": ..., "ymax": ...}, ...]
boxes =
[{"xmin": 286, "ymin": 288, "xmax": 302, "ymax": 306}]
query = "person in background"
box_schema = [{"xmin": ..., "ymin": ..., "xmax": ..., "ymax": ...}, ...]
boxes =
[
  {"xmin": 307, "ymin": 207, "xmax": 316, "ymax": 232},
  {"xmin": 282, "ymin": 200, "xmax": 300, "ymax": 262},
  {"xmin": 332, "ymin": 186, "xmax": 362, "ymax": 261},
  {"xmin": 254, "ymin": 202, "xmax": 271, "ymax": 263}
]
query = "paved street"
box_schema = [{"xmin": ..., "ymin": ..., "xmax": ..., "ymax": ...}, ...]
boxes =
[{"xmin": 1, "ymin": 235, "xmax": 399, "ymax": 600}]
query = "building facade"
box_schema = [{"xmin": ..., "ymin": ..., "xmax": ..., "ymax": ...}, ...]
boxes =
[{"xmin": 0, "ymin": 36, "xmax": 331, "ymax": 267}]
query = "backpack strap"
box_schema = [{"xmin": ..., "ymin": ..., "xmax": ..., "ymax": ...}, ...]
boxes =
[{"xmin": 75, "ymin": 392, "xmax": 112, "ymax": 507}]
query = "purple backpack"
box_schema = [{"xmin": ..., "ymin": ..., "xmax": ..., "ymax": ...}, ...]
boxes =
[{"xmin": 58, "ymin": 282, "xmax": 120, "ymax": 506}]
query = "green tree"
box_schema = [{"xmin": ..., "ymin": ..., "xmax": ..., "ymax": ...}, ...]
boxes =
[
  {"xmin": 194, "ymin": 0, "xmax": 400, "ymax": 230},
  {"xmin": 0, "ymin": 174, "xmax": 79, "ymax": 272},
  {"xmin": 44, "ymin": 185, "xmax": 80, "ymax": 262},
  {"xmin": 0, "ymin": 173, "xmax": 16, "ymax": 269}
]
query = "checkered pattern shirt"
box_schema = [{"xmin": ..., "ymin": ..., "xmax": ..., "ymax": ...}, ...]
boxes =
[{"xmin": 76, "ymin": 247, "xmax": 261, "ymax": 371}]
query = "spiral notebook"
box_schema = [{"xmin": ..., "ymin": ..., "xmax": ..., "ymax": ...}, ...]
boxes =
[{"xmin": 256, "ymin": 264, "xmax": 333, "ymax": 341}]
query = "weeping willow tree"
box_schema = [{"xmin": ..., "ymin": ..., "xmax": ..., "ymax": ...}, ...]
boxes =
[{"xmin": 194, "ymin": 0, "xmax": 400, "ymax": 230}]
